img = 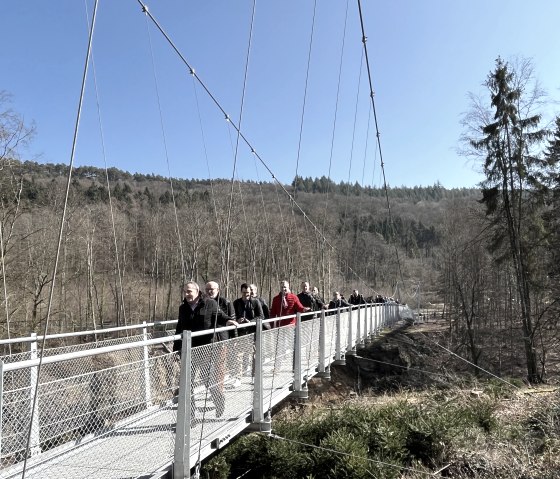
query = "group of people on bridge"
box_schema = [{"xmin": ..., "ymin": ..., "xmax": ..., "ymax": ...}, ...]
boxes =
[
  {"xmin": 172, "ymin": 280, "xmax": 376, "ymax": 352},
  {"xmin": 171, "ymin": 279, "xmax": 391, "ymax": 419}
]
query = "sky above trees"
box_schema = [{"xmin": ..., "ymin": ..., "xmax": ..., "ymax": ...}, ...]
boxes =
[{"xmin": 2, "ymin": 1, "xmax": 560, "ymax": 188}]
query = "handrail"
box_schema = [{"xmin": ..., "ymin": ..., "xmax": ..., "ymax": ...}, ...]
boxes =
[
  {"xmin": 0, "ymin": 305, "xmax": 357, "ymax": 347},
  {"xmin": 0, "ymin": 310, "xmax": 331, "ymax": 371},
  {"xmin": 0, "ymin": 319, "xmax": 178, "ymax": 346}
]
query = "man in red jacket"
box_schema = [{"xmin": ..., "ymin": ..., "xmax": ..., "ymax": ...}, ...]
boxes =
[{"xmin": 270, "ymin": 280, "xmax": 310, "ymax": 327}]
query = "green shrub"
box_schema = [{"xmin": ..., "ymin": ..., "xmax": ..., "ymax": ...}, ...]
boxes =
[{"xmin": 311, "ymin": 429, "xmax": 371, "ymax": 478}]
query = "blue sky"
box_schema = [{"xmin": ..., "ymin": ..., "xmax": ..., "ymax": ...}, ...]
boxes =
[{"xmin": 2, "ymin": 1, "xmax": 559, "ymax": 189}]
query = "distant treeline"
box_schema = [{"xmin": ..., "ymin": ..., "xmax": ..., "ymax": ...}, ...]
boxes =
[
  {"xmin": 14, "ymin": 161, "xmax": 479, "ymax": 207},
  {"xmin": 292, "ymin": 175, "xmax": 479, "ymax": 200}
]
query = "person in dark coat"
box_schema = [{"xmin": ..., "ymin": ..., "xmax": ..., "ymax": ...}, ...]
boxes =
[
  {"xmin": 173, "ymin": 281, "xmax": 232, "ymax": 417},
  {"xmin": 205, "ymin": 281, "xmax": 237, "ymax": 339},
  {"xmin": 173, "ymin": 281, "xmax": 233, "ymax": 350},
  {"xmin": 297, "ymin": 281, "xmax": 316, "ymax": 316},
  {"xmin": 311, "ymin": 286, "xmax": 326, "ymax": 307},
  {"xmin": 328, "ymin": 291, "xmax": 350, "ymax": 310},
  {"xmin": 349, "ymin": 289, "xmax": 366, "ymax": 305},
  {"xmin": 297, "ymin": 281, "xmax": 325, "ymax": 320},
  {"xmin": 233, "ymin": 283, "xmax": 264, "ymax": 335},
  {"xmin": 232, "ymin": 283, "xmax": 264, "ymax": 379},
  {"xmin": 249, "ymin": 283, "xmax": 270, "ymax": 320}
]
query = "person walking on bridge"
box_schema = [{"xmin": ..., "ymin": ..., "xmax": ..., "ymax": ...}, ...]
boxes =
[
  {"xmin": 270, "ymin": 280, "xmax": 309, "ymax": 327},
  {"xmin": 349, "ymin": 289, "xmax": 366, "ymax": 305},
  {"xmin": 297, "ymin": 281, "xmax": 325, "ymax": 320},
  {"xmin": 173, "ymin": 281, "xmax": 232, "ymax": 418},
  {"xmin": 249, "ymin": 283, "xmax": 270, "ymax": 322},
  {"xmin": 328, "ymin": 291, "xmax": 350, "ymax": 311}
]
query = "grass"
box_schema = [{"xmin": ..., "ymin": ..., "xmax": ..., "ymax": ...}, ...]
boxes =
[{"xmin": 200, "ymin": 384, "xmax": 560, "ymax": 478}]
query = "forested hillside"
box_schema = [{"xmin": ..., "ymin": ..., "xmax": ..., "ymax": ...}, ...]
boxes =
[{"xmin": 1, "ymin": 158, "xmax": 467, "ymax": 333}]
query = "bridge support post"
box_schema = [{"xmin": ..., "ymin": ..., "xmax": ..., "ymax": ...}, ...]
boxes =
[
  {"xmin": 142, "ymin": 321, "xmax": 153, "ymax": 408},
  {"xmin": 333, "ymin": 308, "xmax": 345, "ymax": 365},
  {"xmin": 249, "ymin": 319, "xmax": 271, "ymax": 433},
  {"xmin": 370, "ymin": 304, "xmax": 374, "ymax": 338},
  {"xmin": 29, "ymin": 333, "xmax": 41, "ymax": 456},
  {"xmin": 316, "ymin": 310, "xmax": 330, "ymax": 379},
  {"xmin": 291, "ymin": 313, "xmax": 308, "ymax": 399},
  {"xmin": 357, "ymin": 306, "xmax": 365, "ymax": 349},
  {"xmin": 365, "ymin": 305, "xmax": 372, "ymax": 343},
  {"xmin": 174, "ymin": 331, "xmax": 192, "ymax": 479},
  {"xmin": 346, "ymin": 307, "xmax": 356, "ymax": 357}
]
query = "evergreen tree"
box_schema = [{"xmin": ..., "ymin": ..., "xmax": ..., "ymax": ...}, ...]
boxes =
[{"xmin": 471, "ymin": 58, "xmax": 548, "ymax": 382}]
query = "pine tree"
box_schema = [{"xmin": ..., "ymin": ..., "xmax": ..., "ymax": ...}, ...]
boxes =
[{"xmin": 471, "ymin": 58, "xmax": 548, "ymax": 382}]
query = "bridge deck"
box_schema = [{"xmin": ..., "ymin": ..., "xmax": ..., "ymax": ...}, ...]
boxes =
[{"xmin": 1, "ymin": 368, "xmax": 293, "ymax": 478}]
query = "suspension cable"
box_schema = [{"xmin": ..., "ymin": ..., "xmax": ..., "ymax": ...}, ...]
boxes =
[
  {"xmin": 22, "ymin": 1, "xmax": 99, "ymax": 476},
  {"xmin": 0, "ymin": 220, "xmax": 11, "ymax": 353},
  {"xmin": 342, "ymin": 48, "xmax": 365, "ymax": 285},
  {"xmin": 361, "ymin": 97, "xmax": 372, "ymax": 187},
  {"xmin": 290, "ymin": 0, "xmax": 317, "ymax": 282},
  {"xmin": 89, "ymin": 18, "xmax": 129, "ymax": 335},
  {"xmin": 142, "ymin": 6, "xmax": 187, "ymax": 285},
  {"xmin": 267, "ymin": 433, "xmax": 441, "ymax": 477},
  {"xmin": 293, "ymin": 0, "xmax": 317, "ymax": 199},
  {"xmin": 251, "ymin": 157, "xmax": 279, "ymax": 290},
  {"xmin": 321, "ymin": 0, "xmax": 350, "ymax": 236},
  {"xmin": 192, "ymin": 78, "xmax": 225, "ymax": 281},
  {"xmin": 356, "ymin": 0, "xmax": 405, "ymax": 290},
  {"xmin": 224, "ymin": 0, "xmax": 257, "ymax": 296}
]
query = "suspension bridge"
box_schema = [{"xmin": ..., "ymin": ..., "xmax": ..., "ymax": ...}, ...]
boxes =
[
  {"xmin": 0, "ymin": 303, "xmax": 410, "ymax": 478},
  {"xmin": 0, "ymin": 1, "xmax": 422, "ymax": 477}
]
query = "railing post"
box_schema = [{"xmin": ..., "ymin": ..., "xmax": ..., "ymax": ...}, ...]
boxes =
[
  {"xmin": 291, "ymin": 313, "xmax": 307, "ymax": 399},
  {"xmin": 142, "ymin": 321, "xmax": 153, "ymax": 408},
  {"xmin": 363, "ymin": 305, "xmax": 368, "ymax": 342},
  {"xmin": 346, "ymin": 307, "xmax": 355, "ymax": 356},
  {"xmin": 367, "ymin": 304, "xmax": 373, "ymax": 341},
  {"xmin": 382, "ymin": 303, "xmax": 387, "ymax": 329},
  {"xmin": 356, "ymin": 307, "xmax": 363, "ymax": 349},
  {"xmin": 29, "ymin": 333, "xmax": 41, "ymax": 456},
  {"xmin": 174, "ymin": 331, "xmax": 192, "ymax": 479},
  {"xmin": 333, "ymin": 308, "xmax": 345, "ymax": 365},
  {"xmin": 249, "ymin": 319, "xmax": 270, "ymax": 432},
  {"xmin": 317, "ymin": 309, "xmax": 330, "ymax": 379}
]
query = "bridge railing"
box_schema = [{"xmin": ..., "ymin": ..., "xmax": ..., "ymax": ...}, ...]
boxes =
[
  {"xmin": 0, "ymin": 303, "xmax": 405, "ymax": 478},
  {"xmin": 0, "ymin": 320, "xmax": 178, "ymax": 360}
]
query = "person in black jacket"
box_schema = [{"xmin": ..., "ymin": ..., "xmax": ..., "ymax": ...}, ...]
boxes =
[
  {"xmin": 249, "ymin": 283, "xmax": 270, "ymax": 321},
  {"xmin": 173, "ymin": 281, "xmax": 233, "ymax": 417},
  {"xmin": 349, "ymin": 289, "xmax": 366, "ymax": 305},
  {"xmin": 328, "ymin": 291, "xmax": 350, "ymax": 311},
  {"xmin": 173, "ymin": 281, "xmax": 233, "ymax": 350},
  {"xmin": 233, "ymin": 283, "xmax": 264, "ymax": 380},
  {"xmin": 205, "ymin": 281, "xmax": 237, "ymax": 339},
  {"xmin": 297, "ymin": 281, "xmax": 325, "ymax": 320},
  {"xmin": 233, "ymin": 283, "xmax": 264, "ymax": 335}
]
